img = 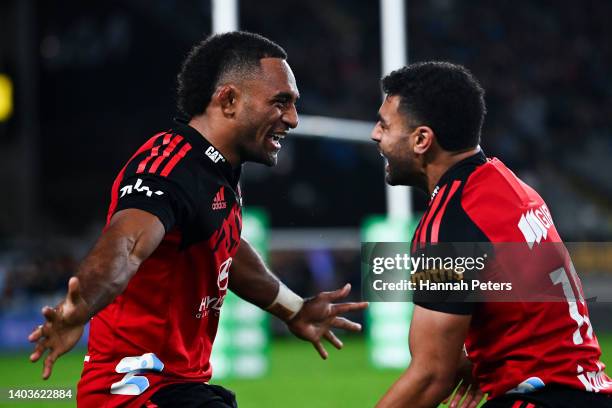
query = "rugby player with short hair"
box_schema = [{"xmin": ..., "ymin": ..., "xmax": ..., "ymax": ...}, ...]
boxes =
[
  {"xmin": 28, "ymin": 31, "xmax": 367, "ymax": 408},
  {"xmin": 372, "ymin": 62, "xmax": 612, "ymax": 408}
]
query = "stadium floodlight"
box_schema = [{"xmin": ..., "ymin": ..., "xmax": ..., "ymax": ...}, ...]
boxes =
[{"xmin": 0, "ymin": 74, "xmax": 13, "ymax": 122}]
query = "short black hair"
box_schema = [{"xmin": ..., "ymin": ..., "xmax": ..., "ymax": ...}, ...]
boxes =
[
  {"xmin": 177, "ymin": 31, "xmax": 287, "ymax": 118},
  {"xmin": 382, "ymin": 61, "xmax": 487, "ymax": 151}
]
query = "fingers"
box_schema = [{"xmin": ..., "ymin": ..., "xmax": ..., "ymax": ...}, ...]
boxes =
[
  {"xmin": 29, "ymin": 338, "xmax": 48, "ymax": 362},
  {"xmin": 327, "ymin": 283, "xmax": 351, "ymax": 301},
  {"xmin": 330, "ymin": 301, "xmax": 369, "ymax": 315},
  {"xmin": 331, "ymin": 316, "xmax": 362, "ymax": 332},
  {"xmin": 457, "ymin": 390, "xmax": 474, "ymax": 408},
  {"xmin": 323, "ymin": 330, "xmax": 343, "ymax": 350},
  {"xmin": 42, "ymin": 352, "xmax": 57, "ymax": 380},
  {"xmin": 67, "ymin": 277, "xmax": 81, "ymax": 305},
  {"xmin": 42, "ymin": 306, "xmax": 58, "ymax": 323},
  {"xmin": 465, "ymin": 388, "xmax": 484, "ymax": 408},
  {"xmin": 29, "ymin": 323, "xmax": 49, "ymax": 362},
  {"xmin": 313, "ymin": 341, "xmax": 328, "ymax": 360},
  {"xmin": 451, "ymin": 383, "xmax": 483, "ymax": 408},
  {"xmin": 28, "ymin": 325, "xmax": 44, "ymax": 343},
  {"xmin": 449, "ymin": 383, "xmax": 467, "ymax": 408},
  {"xmin": 459, "ymin": 389, "xmax": 474, "ymax": 408}
]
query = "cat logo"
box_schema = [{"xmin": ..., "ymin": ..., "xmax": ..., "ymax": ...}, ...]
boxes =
[{"xmin": 205, "ymin": 146, "xmax": 226, "ymax": 163}]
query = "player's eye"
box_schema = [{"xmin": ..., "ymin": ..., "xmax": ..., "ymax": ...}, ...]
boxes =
[{"xmin": 274, "ymin": 100, "xmax": 289, "ymax": 109}]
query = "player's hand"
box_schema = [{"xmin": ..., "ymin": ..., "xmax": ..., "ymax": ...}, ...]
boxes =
[
  {"xmin": 28, "ymin": 277, "xmax": 89, "ymax": 379},
  {"xmin": 444, "ymin": 380, "xmax": 484, "ymax": 408},
  {"xmin": 286, "ymin": 283, "xmax": 368, "ymax": 359},
  {"xmin": 443, "ymin": 358, "xmax": 484, "ymax": 408}
]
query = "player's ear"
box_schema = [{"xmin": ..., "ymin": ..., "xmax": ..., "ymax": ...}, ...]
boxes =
[
  {"xmin": 413, "ymin": 126, "xmax": 434, "ymax": 154},
  {"xmin": 213, "ymin": 85, "xmax": 240, "ymax": 118}
]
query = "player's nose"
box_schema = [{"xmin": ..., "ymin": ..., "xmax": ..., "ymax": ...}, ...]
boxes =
[
  {"xmin": 371, "ymin": 125, "xmax": 381, "ymax": 142},
  {"xmin": 282, "ymin": 104, "xmax": 299, "ymax": 129}
]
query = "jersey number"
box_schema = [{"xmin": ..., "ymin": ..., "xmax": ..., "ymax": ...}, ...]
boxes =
[{"xmin": 549, "ymin": 261, "xmax": 593, "ymax": 345}]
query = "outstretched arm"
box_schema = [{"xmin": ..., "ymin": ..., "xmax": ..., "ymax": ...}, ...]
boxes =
[
  {"xmin": 230, "ymin": 238, "xmax": 368, "ymax": 359},
  {"xmin": 376, "ymin": 305, "xmax": 477, "ymax": 408},
  {"xmin": 227, "ymin": 238, "xmax": 282, "ymax": 313},
  {"xmin": 28, "ymin": 209, "xmax": 165, "ymax": 379}
]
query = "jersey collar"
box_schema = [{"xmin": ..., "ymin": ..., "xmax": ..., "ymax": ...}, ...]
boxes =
[
  {"xmin": 431, "ymin": 149, "xmax": 487, "ymax": 201},
  {"xmin": 172, "ymin": 118, "xmax": 241, "ymax": 186}
]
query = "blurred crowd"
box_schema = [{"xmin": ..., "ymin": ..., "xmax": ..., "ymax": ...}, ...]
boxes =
[
  {"xmin": 242, "ymin": 0, "xmax": 612, "ymax": 239},
  {"xmin": 1, "ymin": 0, "xmax": 611, "ymax": 304},
  {"xmin": 0, "ymin": 242, "xmax": 78, "ymax": 312}
]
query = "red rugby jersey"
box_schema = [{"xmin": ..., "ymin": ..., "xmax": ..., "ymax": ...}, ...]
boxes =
[
  {"xmin": 411, "ymin": 151, "xmax": 612, "ymax": 399},
  {"xmin": 77, "ymin": 120, "xmax": 242, "ymax": 408}
]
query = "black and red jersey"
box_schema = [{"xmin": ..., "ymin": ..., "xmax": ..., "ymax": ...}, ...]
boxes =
[
  {"xmin": 411, "ymin": 151, "xmax": 612, "ymax": 399},
  {"xmin": 77, "ymin": 120, "xmax": 243, "ymax": 408}
]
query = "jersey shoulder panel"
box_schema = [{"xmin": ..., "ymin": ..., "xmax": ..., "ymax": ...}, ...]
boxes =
[
  {"xmin": 460, "ymin": 158, "xmax": 560, "ymax": 243},
  {"xmin": 107, "ymin": 131, "xmax": 203, "ymax": 232}
]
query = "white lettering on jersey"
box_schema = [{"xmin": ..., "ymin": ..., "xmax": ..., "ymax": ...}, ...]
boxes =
[
  {"xmin": 196, "ymin": 295, "xmax": 224, "ymax": 318},
  {"xmin": 577, "ymin": 363, "xmax": 612, "ymax": 392},
  {"xmin": 217, "ymin": 258, "xmax": 232, "ymax": 291},
  {"xmin": 120, "ymin": 178, "xmax": 164, "ymax": 198},
  {"xmin": 518, "ymin": 204, "xmax": 554, "ymax": 248},
  {"xmin": 205, "ymin": 146, "xmax": 226, "ymax": 163},
  {"xmin": 549, "ymin": 262, "xmax": 593, "ymax": 345}
]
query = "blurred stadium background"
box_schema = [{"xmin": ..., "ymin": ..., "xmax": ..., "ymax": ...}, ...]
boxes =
[{"xmin": 0, "ymin": 0, "xmax": 611, "ymax": 407}]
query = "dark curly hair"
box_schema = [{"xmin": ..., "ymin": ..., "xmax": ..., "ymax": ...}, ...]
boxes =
[
  {"xmin": 382, "ymin": 61, "xmax": 486, "ymax": 151},
  {"xmin": 177, "ymin": 31, "xmax": 287, "ymax": 118}
]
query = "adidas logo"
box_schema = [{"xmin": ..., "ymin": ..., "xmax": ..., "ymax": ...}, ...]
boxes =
[
  {"xmin": 212, "ymin": 186, "xmax": 227, "ymax": 210},
  {"xmin": 518, "ymin": 204, "xmax": 554, "ymax": 249}
]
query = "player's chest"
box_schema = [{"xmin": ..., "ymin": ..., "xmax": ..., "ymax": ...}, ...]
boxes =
[{"xmin": 183, "ymin": 181, "xmax": 243, "ymax": 250}]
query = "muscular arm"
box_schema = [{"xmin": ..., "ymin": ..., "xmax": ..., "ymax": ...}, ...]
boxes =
[
  {"xmin": 376, "ymin": 306, "xmax": 471, "ymax": 408},
  {"xmin": 228, "ymin": 238, "xmax": 281, "ymax": 313},
  {"xmin": 29, "ymin": 208, "xmax": 165, "ymax": 379},
  {"xmin": 76, "ymin": 208, "xmax": 166, "ymax": 318}
]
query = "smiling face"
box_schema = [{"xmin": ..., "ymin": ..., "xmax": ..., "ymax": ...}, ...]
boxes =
[
  {"xmin": 371, "ymin": 95, "xmax": 428, "ymax": 189},
  {"xmin": 234, "ymin": 58, "xmax": 299, "ymax": 166}
]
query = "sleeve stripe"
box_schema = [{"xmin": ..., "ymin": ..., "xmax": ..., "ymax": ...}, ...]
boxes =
[
  {"xmin": 430, "ymin": 180, "xmax": 462, "ymax": 243},
  {"xmin": 411, "ymin": 216, "xmax": 426, "ymax": 253},
  {"xmin": 160, "ymin": 143, "xmax": 192, "ymax": 177},
  {"xmin": 136, "ymin": 133, "xmax": 172, "ymax": 173},
  {"xmin": 148, "ymin": 135, "xmax": 184, "ymax": 174}
]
